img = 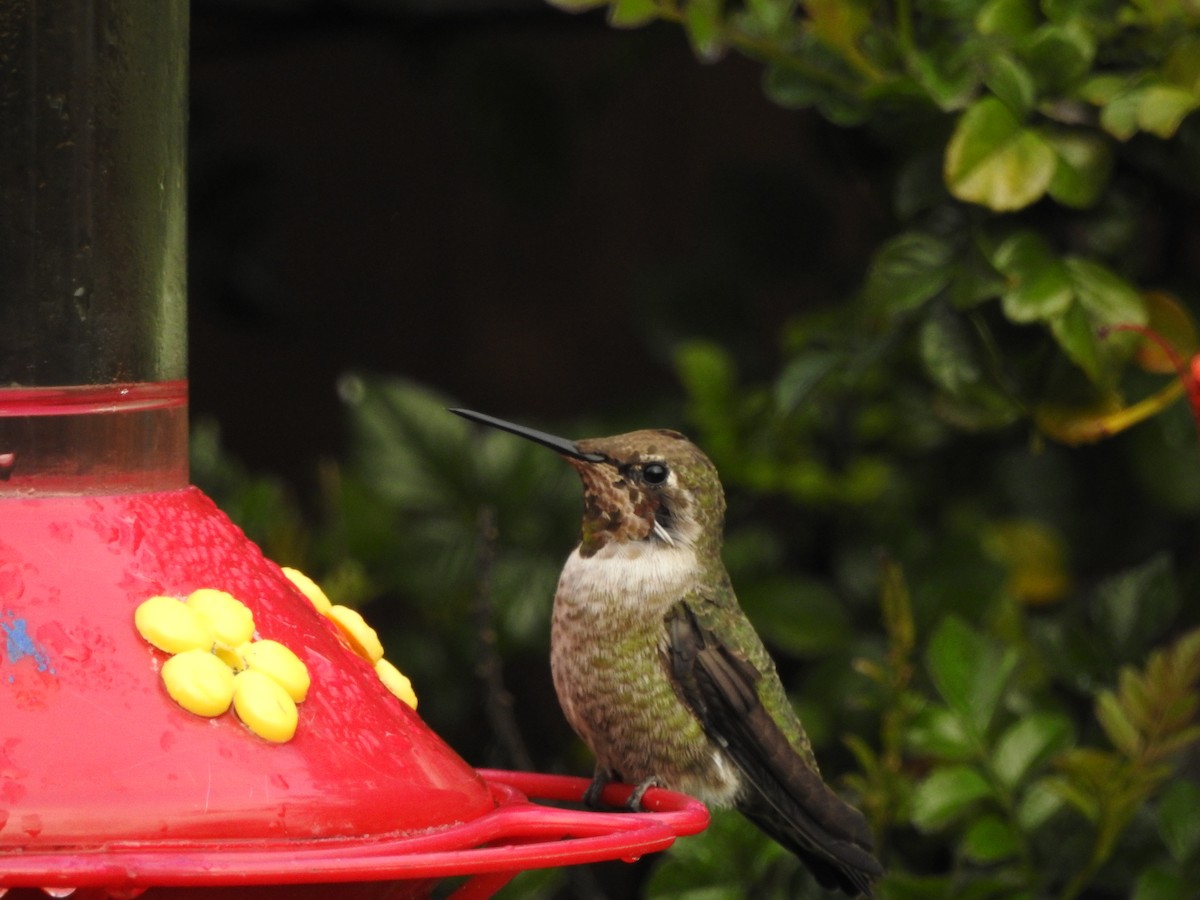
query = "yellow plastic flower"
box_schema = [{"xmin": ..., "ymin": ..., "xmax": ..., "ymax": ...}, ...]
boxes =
[
  {"xmin": 375, "ymin": 657, "xmax": 418, "ymax": 709},
  {"xmin": 233, "ymin": 669, "xmax": 298, "ymax": 743},
  {"xmin": 241, "ymin": 639, "xmax": 311, "ymax": 702},
  {"xmin": 186, "ymin": 588, "xmax": 255, "ymax": 648},
  {"xmin": 135, "ymin": 595, "xmax": 216, "ymax": 654},
  {"xmin": 327, "ymin": 605, "xmax": 384, "ymax": 663},
  {"xmin": 281, "ymin": 566, "xmax": 334, "ymax": 615},
  {"xmin": 161, "ymin": 648, "xmax": 235, "ymax": 717}
]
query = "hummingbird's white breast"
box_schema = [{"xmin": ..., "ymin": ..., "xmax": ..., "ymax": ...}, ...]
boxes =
[
  {"xmin": 551, "ymin": 539, "xmax": 744, "ymax": 808},
  {"xmin": 555, "ymin": 539, "xmax": 697, "ymax": 617}
]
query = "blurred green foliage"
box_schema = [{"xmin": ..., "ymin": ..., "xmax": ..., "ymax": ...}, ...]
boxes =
[{"xmin": 195, "ymin": 0, "xmax": 1200, "ymax": 896}]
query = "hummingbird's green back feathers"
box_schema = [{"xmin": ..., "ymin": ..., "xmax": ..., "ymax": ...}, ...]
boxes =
[{"xmin": 666, "ymin": 602, "xmax": 882, "ymax": 897}]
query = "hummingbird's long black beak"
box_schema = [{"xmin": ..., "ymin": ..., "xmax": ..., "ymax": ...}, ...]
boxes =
[{"xmin": 449, "ymin": 408, "xmax": 606, "ymax": 463}]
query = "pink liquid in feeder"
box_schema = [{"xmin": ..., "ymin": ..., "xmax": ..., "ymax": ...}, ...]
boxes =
[{"xmin": 0, "ymin": 382, "xmax": 188, "ymax": 495}]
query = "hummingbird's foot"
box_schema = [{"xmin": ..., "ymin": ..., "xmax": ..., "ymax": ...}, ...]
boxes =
[
  {"xmin": 583, "ymin": 769, "xmax": 616, "ymax": 809},
  {"xmin": 583, "ymin": 770, "xmax": 663, "ymax": 810},
  {"xmin": 626, "ymin": 776, "xmax": 662, "ymax": 811}
]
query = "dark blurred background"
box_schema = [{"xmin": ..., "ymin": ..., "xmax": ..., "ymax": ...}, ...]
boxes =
[
  {"xmin": 186, "ymin": 5, "xmax": 1200, "ymax": 898},
  {"xmin": 189, "ymin": 0, "xmax": 885, "ymax": 490}
]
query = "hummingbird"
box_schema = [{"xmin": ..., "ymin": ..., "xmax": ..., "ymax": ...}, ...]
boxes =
[{"xmin": 450, "ymin": 409, "xmax": 883, "ymax": 897}]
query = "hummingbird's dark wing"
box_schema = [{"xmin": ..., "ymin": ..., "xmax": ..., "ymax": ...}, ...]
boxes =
[{"xmin": 665, "ymin": 602, "xmax": 882, "ymax": 898}]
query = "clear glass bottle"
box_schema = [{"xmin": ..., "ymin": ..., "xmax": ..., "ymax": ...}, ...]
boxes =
[{"xmin": 0, "ymin": 1, "xmax": 189, "ymax": 494}]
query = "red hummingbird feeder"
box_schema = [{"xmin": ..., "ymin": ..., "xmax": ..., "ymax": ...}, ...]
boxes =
[{"xmin": 0, "ymin": 4, "xmax": 708, "ymax": 898}]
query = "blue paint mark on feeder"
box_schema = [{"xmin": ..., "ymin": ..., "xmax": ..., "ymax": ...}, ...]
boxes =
[{"xmin": 1, "ymin": 609, "xmax": 54, "ymax": 674}]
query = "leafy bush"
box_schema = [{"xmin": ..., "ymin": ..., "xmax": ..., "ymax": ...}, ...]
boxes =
[
  {"xmin": 195, "ymin": 1, "xmax": 1200, "ymax": 896},
  {"xmin": 553, "ymin": 0, "xmax": 1200, "ymax": 444}
]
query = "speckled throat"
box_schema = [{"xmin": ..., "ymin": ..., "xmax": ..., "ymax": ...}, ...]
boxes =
[{"xmin": 568, "ymin": 457, "xmax": 660, "ymax": 556}]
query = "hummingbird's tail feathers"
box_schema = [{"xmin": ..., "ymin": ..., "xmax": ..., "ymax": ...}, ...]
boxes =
[
  {"xmin": 739, "ymin": 794, "xmax": 879, "ymax": 897},
  {"xmin": 666, "ymin": 603, "xmax": 883, "ymax": 897}
]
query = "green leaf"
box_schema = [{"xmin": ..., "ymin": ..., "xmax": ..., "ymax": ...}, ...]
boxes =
[
  {"xmin": 1098, "ymin": 85, "xmax": 1142, "ymax": 141},
  {"xmin": 677, "ymin": 341, "xmax": 736, "ymax": 412},
  {"xmin": 961, "ymin": 814, "xmax": 1022, "ymax": 863},
  {"xmin": 804, "ymin": 0, "xmax": 877, "ymax": 80},
  {"xmin": 1017, "ymin": 776, "xmax": 1066, "ymax": 830},
  {"xmin": 1039, "ymin": 260, "xmax": 1144, "ymax": 384},
  {"xmin": 746, "ymin": 0, "xmax": 793, "ymax": 32},
  {"xmin": 763, "ymin": 63, "xmax": 869, "ymax": 124},
  {"xmin": 676, "ymin": 341, "xmax": 739, "ymax": 457},
  {"xmin": 1093, "ymin": 554, "xmax": 1178, "ymax": 659},
  {"xmin": 983, "ymin": 518, "xmax": 1071, "ymax": 605},
  {"xmin": 1132, "ymin": 865, "xmax": 1191, "ymax": 900},
  {"xmin": 911, "ymin": 764, "xmax": 994, "ymax": 831},
  {"xmin": 1049, "ymin": 300, "xmax": 1103, "ymax": 383},
  {"xmin": 1132, "ymin": 83, "xmax": 1199, "ymax": 139},
  {"xmin": 911, "ymin": 46, "xmax": 980, "ymax": 111},
  {"xmin": 1021, "ymin": 23, "xmax": 1095, "ymax": 94},
  {"xmin": 984, "ymin": 53, "xmax": 1036, "ymax": 115},
  {"xmin": 774, "ymin": 351, "xmax": 840, "ymax": 414},
  {"xmin": 1042, "ymin": 0, "xmax": 1104, "ymax": 23},
  {"xmin": 684, "ymin": 0, "xmax": 726, "ymax": 62},
  {"xmin": 1044, "ymin": 129, "xmax": 1113, "ymax": 208},
  {"xmin": 1164, "ymin": 35, "xmax": 1200, "ymax": 94},
  {"xmin": 881, "ymin": 556, "xmax": 915, "ymax": 659},
  {"xmin": 1081, "ymin": 73, "xmax": 1132, "ymax": 106},
  {"xmin": 976, "ymin": 0, "xmax": 1039, "ymax": 39},
  {"xmin": 926, "ymin": 616, "xmax": 1018, "ymax": 738},
  {"xmin": 815, "ymin": 92, "xmax": 871, "ymax": 128},
  {"xmin": 1157, "ymin": 779, "xmax": 1200, "ymax": 863},
  {"xmin": 763, "ymin": 64, "xmax": 828, "ymax": 110},
  {"xmin": 1050, "ymin": 747, "xmax": 1124, "ymax": 821},
  {"xmin": 1099, "ymin": 80, "xmax": 1200, "ymax": 141},
  {"xmin": 1066, "ymin": 256, "xmax": 1146, "ymax": 325},
  {"xmin": 610, "ymin": 0, "xmax": 659, "ymax": 27},
  {"xmin": 992, "ymin": 711, "xmax": 1074, "ymax": 788},
  {"xmin": 919, "ymin": 308, "xmax": 983, "ymax": 396},
  {"xmin": 907, "ymin": 704, "xmax": 977, "ymax": 761},
  {"xmin": 1096, "ymin": 689, "xmax": 1142, "ymax": 756},
  {"xmin": 948, "ymin": 248, "xmax": 1008, "ymax": 309},
  {"xmin": 945, "ymin": 97, "xmax": 1057, "ymax": 211},
  {"xmin": 992, "ymin": 231, "xmax": 1073, "ymax": 323},
  {"xmin": 1116, "ymin": 667, "xmax": 1158, "ymax": 737},
  {"xmin": 862, "ymin": 231, "xmax": 955, "ymax": 317},
  {"xmin": 1154, "ymin": 724, "xmax": 1200, "ymax": 760}
]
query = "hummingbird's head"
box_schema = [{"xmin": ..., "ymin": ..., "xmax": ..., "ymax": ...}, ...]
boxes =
[
  {"xmin": 450, "ymin": 409, "xmax": 725, "ymax": 558},
  {"xmin": 569, "ymin": 429, "xmax": 724, "ymax": 557}
]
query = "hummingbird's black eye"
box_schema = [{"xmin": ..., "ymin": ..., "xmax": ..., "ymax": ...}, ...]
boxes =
[{"xmin": 642, "ymin": 462, "xmax": 669, "ymax": 485}]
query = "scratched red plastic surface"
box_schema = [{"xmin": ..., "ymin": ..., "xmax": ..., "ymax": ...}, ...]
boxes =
[{"xmin": 0, "ymin": 487, "xmax": 494, "ymax": 848}]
